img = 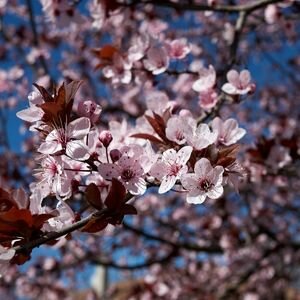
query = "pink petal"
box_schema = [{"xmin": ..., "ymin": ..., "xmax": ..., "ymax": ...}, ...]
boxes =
[
  {"xmin": 194, "ymin": 158, "xmax": 213, "ymax": 177},
  {"xmin": 176, "ymin": 146, "xmax": 193, "ymax": 165},
  {"xmin": 68, "ymin": 117, "xmax": 91, "ymax": 139},
  {"xmin": 239, "ymin": 70, "xmax": 251, "ymax": 87},
  {"xmin": 226, "ymin": 69, "xmax": 240, "ymax": 86},
  {"xmin": 149, "ymin": 162, "xmax": 168, "ymax": 180},
  {"xmin": 206, "ymin": 184, "xmax": 223, "ymax": 199},
  {"xmin": 158, "ymin": 175, "xmax": 177, "ymax": 194},
  {"xmin": 38, "ymin": 141, "xmax": 62, "ymax": 154},
  {"xmin": 221, "ymin": 83, "xmax": 237, "ymax": 95},
  {"xmin": 66, "ymin": 140, "xmax": 89, "ymax": 160}
]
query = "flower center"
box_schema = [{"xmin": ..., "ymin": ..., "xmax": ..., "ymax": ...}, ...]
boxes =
[
  {"xmin": 168, "ymin": 164, "xmax": 182, "ymax": 176},
  {"xmin": 199, "ymin": 179, "xmax": 213, "ymax": 192},
  {"xmin": 57, "ymin": 129, "xmax": 70, "ymax": 148},
  {"xmin": 175, "ymin": 130, "xmax": 184, "ymax": 141},
  {"xmin": 121, "ymin": 169, "xmax": 135, "ymax": 181}
]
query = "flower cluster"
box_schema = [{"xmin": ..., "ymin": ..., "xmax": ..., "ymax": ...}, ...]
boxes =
[{"xmin": 16, "ymin": 80, "xmax": 246, "ymax": 209}]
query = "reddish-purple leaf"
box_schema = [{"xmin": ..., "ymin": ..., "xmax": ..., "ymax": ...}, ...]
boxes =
[
  {"xmin": 104, "ymin": 178, "xmax": 126, "ymax": 210},
  {"xmin": 85, "ymin": 183, "xmax": 103, "ymax": 210}
]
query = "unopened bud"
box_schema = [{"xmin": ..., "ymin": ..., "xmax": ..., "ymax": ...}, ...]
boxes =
[
  {"xmin": 248, "ymin": 83, "xmax": 256, "ymax": 95},
  {"xmin": 110, "ymin": 149, "xmax": 122, "ymax": 163},
  {"xmin": 99, "ymin": 130, "xmax": 113, "ymax": 147}
]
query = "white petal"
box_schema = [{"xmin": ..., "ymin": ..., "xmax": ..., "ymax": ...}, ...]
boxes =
[
  {"xmin": 66, "ymin": 140, "xmax": 89, "ymax": 160},
  {"xmin": 194, "ymin": 158, "xmax": 213, "ymax": 177},
  {"xmin": 38, "ymin": 141, "xmax": 62, "ymax": 154},
  {"xmin": 98, "ymin": 163, "xmax": 120, "ymax": 179},
  {"xmin": 176, "ymin": 146, "xmax": 193, "ymax": 165},
  {"xmin": 68, "ymin": 117, "xmax": 91, "ymax": 139},
  {"xmin": 206, "ymin": 184, "xmax": 223, "ymax": 199},
  {"xmin": 16, "ymin": 106, "xmax": 44, "ymax": 122},
  {"xmin": 149, "ymin": 162, "xmax": 168, "ymax": 180},
  {"xmin": 181, "ymin": 174, "xmax": 198, "ymax": 191},
  {"xmin": 186, "ymin": 193, "xmax": 207, "ymax": 204},
  {"xmin": 162, "ymin": 149, "xmax": 177, "ymax": 164},
  {"xmin": 158, "ymin": 176, "xmax": 177, "ymax": 194},
  {"xmin": 222, "ymin": 83, "xmax": 237, "ymax": 95}
]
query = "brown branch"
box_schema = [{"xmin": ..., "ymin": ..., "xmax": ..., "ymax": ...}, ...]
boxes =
[
  {"xmin": 123, "ymin": 221, "xmax": 222, "ymax": 253},
  {"xmin": 90, "ymin": 247, "xmax": 178, "ymax": 270},
  {"xmin": 14, "ymin": 209, "xmax": 109, "ymax": 254},
  {"xmin": 127, "ymin": 0, "xmax": 283, "ymax": 13},
  {"xmin": 26, "ymin": 0, "xmax": 55, "ymax": 84}
]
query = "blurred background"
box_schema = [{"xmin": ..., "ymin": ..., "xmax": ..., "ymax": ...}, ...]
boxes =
[{"xmin": 0, "ymin": 0, "xmax": 300, "ymax": 299}]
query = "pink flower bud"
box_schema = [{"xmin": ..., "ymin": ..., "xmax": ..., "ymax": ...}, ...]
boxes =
[
  {"xmin": 110, "ymin": 149, "xmax": 122, "ymax": 163},
  {"xmin": 99, "ymin": 130, "xmax": 113, "ymax": 147}
]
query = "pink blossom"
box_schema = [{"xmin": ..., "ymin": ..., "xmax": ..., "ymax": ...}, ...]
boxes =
[
  {"xmin": 165, "ymin": 116, "xmax": 197, "ymax": 145},
  {"xmin": 145, "ymin": 91, "xmax": 171, "ymax": 116},
  {"xmin": 211, "ymin": 117, "xmax": 246, "ymax": 146},
  {"xmin": 38, "ymin": 117, "xmax": 90, "ymax": 160},
  {"xmin": 98, "ymin": 156, "xmax": 147, "ymax": 195},
  {"xmin": 144, "ymin": 46, "xmax": 169, "ymax": 75},
  {"xmin": 89, "ymin": 0, "xmax": 105, "ymax": 30},
  {"xmin": 187, "ymin": 123, "xmax": 217, "ymax": 150},
  {"xmin": 16, "ymin": 91, "xmax": 44, "ymax": 123},
  {"xmin": 35, "ymin": 155, "xmax": 72, "ymax": 200},
  {"xmin": 165, "ymin": 39, "xmax": 190, "ymax": 60},
  {"xmin": 264, "ymin": 5, "xmax": 280, "ymax": 24},
  {"xmin": 46, "ymin": 201, "xmax": 75, "ymax": 231},
  {"xmin": 40, "ymin": 0, "xmax": 84, "ymax": 29},
  {"xmin": 77, "ymin": 100, "xmax": 102, "ymax": 124},
  {"xmin": 102, "ymin": 53, "xmax": 132, "ymax": 85},
  {"xmin": 222, "ymin": 69, "xmax": 255, "ymax": 96},
  {"xmin": 128, "ymin": 34, "xmax": 150, "ymax": 63},
  {"xmin": 150, "ymin": 146, "xmax": 193, "ymax": 194},
  {"xmin": 198, "ymin": 89, "xmax": 218, "ymax": 110},
  {"xmin": 181, "ymin": 158, "xmax": 224, "ymax": 204},
  {"xmin": 192, "ymin": 65, "xmax": 216, "ymax": 93}
]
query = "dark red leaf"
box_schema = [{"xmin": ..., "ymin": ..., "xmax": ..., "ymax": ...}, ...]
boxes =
[
  {"xmin": 82, "ymin": 218, "xmax": 108, "ymax": 233},
  {"xmin": 120, "ymin": 204, "xmax": 137, "ymax": 216},
  {"xmin": 85, "ymin": 183, "xmax": 103, "ymax": 210},
  {"xmin": 145, "ymin": 114, "xmax": 168, "ymax": 142},
  {"xmin": 104, "ymin": 178, "xmax": 126, "ymax": 210},
  {"xmin": 33, "ymin": 83, "xmax": 53, "ymax": 102},
  {"xmin": 130, "ymin": 133, "xmax": 164, "ymax": 145}
]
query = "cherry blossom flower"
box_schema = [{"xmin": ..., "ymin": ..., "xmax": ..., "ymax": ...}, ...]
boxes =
[
  {"xmin": 192, "ymin": 65, "xmax": 216, "ymax": 93},
  {"xmin": 35, "ymin": 155, "xmax": 72, "ymax": 200},
  {"xmin": 181, "ymin": 158, "xmax": 224, "ymax": 204},
  {"xmin": 77, "ymin": 100, "xmax": 102, "ymax": 124},
  {"xmin": 187, "ymin": 123, "xmax": 217, "ymax": 150},
  {"xmin": 166, "ymin": 116, "xmax": 197, "ymax": 145},
  {"xmin": 40, "ymin": 0, "xmax": 84, "ymax": 29},
  {"xmin": 128, "ymin": 34, "xmax": 150, "ymax": 63},
  {"xmin": 264, "ymin": 4, "xmax": 280, "ymax": 24},
  {"xmin": 150, "ymin": 146, "xmax": 193, "ymax": 194},
  {"xmin": 89, "ymin": 0, "xmax": 105, "ymax": 30},
  {"xmin": 38, "ymin": 117, "xmax": 90, "ymax": 160},
  {"xmin": 102, "ymin": 53, "xmax": 132, "ymax": 85},
  {"xmin": 198, "ymin": 89, "xmax": 218, "ymax": 110},
  {"xmin": 211, "ymin": 117, "xmax": 246, "ymax": 146},
  {"xmin": 98, "ymin": 156, "xmax": 147, "ymax": 195},
  {"xmin": 222, "ymin": 69, "xmax": 255, "ymax": 96},
  {"xmin": 144, "ymin": 46, "xmax": 169, "ymax": 75},
  {"xmin": 165, "ymin": 39, "xmax": 190, "ymax": 60},
  {"xmin": 145, "ymin": 91, "xmax": 171, "ymax": 116}
]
